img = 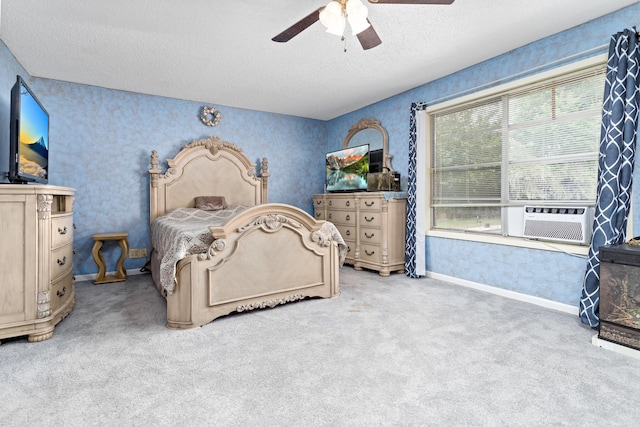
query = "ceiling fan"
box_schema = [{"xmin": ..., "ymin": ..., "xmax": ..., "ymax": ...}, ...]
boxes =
[{"xmin": 272, "ymin": 0, "xmax": 455, "ymax": 50}]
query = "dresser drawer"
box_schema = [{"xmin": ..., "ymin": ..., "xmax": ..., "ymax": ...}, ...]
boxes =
[
  {"xmin": 51, "ymin": 244, "xmax": 73, "ymax": 281},
  {"xmin": 360, "ymin": 244, "xmax": 382, "ymax": 263},
  {"xmin": 51, "ymin": 214, "xmax": 74, "ymax": 249},
  {"xmin": 359, "ymin": 212, "xmax": 381, "ymax": 227},
  {"xmin": 360, "ymin": 227, "xmax": 380, "ymax": 245},
  {"xmin": 327, "ymin": 198, "xmax": 355, "ymax": 210},
  {"xmin": 360, "ymin": 197, "xmax": 383, "ymax": 211},
  {"xmin": 335, "ymin": 225, "xmax": 356, "ymax": 242},
  {"xmin": 50, "ymin": 273, "xmax": 73, "ymax": 312},
  {"xmin": 343, "ymin": 242, "xmax": 354, "ymax": 263},
  {"xmin": 327, "ymin": 210, "xmax": 355, "ymax": 226}
]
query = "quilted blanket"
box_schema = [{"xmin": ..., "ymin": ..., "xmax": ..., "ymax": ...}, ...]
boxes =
[{"xmin": 151, "ymin": 206, "xmax": 248, "ymax": 293}]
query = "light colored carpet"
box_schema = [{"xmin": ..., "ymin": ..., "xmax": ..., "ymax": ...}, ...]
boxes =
[{"xmin": 1, "ymin": 267, "xmax": 640, "ymax": 426}]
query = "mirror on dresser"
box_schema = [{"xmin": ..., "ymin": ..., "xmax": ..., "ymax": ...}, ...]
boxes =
[{"xmin": 343, "ymin": 118, "xmax": 393, "ymax": 173}]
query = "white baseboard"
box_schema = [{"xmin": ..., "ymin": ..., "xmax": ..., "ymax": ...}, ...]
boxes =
[
  {"xmin": 592, "ymin": 333, "xmax": 640, "ymax": 360},
  {"xmin": 426, "ymin": 271, "xmax": 579, "ymax": 316},
  {"xmin": 74, "ymin": 268, "xmax": 148, "ymax": 283}
]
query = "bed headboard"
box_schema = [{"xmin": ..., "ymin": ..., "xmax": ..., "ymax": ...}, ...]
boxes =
[{"xmin": 149, "ymin": 135, "xmax": 269, "ymax": 224}]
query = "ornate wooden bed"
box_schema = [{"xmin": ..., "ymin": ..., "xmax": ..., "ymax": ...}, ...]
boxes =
[{"xmin": 148, "ymin": 136, "xmax": 342, "ymax": 329}]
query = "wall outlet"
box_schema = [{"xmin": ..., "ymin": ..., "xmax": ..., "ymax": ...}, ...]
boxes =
[{"xmin": 129, "ymin": 248, "xmax": 147, "ymax": 259}]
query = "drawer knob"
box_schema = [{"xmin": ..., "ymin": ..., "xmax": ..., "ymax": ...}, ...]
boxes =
[
  {"xmin": 365, "ymin": 201, "xmax": 375, "ymax": 207},
  {"xmin": 316, "ymin": 212, "xmax": 321, "ymax": 218},
  {"xmin": 365, "ymin": 250, "xmax": 375, "ymax": 256},
  {"xmin": 345, "ymin": 230, "xmax": 351, "ymax": 236},
  {"xmin": 329, "ymin": 200, "xmax": 332, "ymax": 206},
  {"xmin": 346, "ymin": 214, "xmax": 350, "ymax": 221},
  {"xmin": 57, "ymin": 287, "xmax": 66, "ymax": 297},
  {"xmin": 58, "ymin": 226, "xmax": 68, "ymax": 235},
  {"xmin": 316, "ymin": 200, "xmax": 321, "ymax": 205},
  {"xmin": 365, "ymin": 216, "xmax": 374, "ymax": 222},
  {"xmin": 365, "ymin": 232, "xmax": 375, "ymax": 238},
  {"xmin": 57, "ymin": 256, "xmax": 67, "ymax": 266},
  {"xmin": 346, "ymin": 201, "xmax": 350, "ymax": 207},
  {"xmin": 328, "ymin": 213, "xmax": 332, "ymax": 219}
]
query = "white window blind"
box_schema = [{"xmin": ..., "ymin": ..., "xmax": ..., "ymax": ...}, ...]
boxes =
[{"xmin": 430, "ymin": 64, "xmax": 605, "ymax": 233}]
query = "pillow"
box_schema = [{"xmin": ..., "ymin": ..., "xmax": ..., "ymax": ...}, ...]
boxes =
[{"xmin": 194, "ymin": 196, "xmax": 228, "ymax": 211}]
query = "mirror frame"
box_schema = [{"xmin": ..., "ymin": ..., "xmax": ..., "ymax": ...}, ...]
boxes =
[{"xmin": 343, "ymin": 118, "xmax": 393, "ymax": 172}]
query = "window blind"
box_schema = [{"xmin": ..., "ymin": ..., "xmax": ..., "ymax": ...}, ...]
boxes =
[{"xmin": 430, "ymin": 63, "xmax": 605, "ymax": 232}]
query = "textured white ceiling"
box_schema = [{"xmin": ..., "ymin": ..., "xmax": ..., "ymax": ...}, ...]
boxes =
[{"xmin": 0, "ymin": 0, "xmax": 637, "ymax": 120}]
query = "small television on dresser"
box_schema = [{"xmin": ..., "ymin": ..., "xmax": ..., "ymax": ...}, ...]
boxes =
[
  {"xmin": 8, "ymin": 76, "xmax": 49, "ymax": 184},
  {"xmin": 325, "ymin": 144, "xmax": 369, "ymax": 192}
]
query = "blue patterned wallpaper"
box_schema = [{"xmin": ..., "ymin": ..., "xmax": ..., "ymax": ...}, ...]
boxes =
[
  {"xmin": 0, "ymin": 3, "xmax": 638, "ymax": 307},
  {"xmin": 326, "ymin": 3, "xmax": 640, "ymax": 306},
  {"xmin": 0, "ymin": 47, "xmax": 326, "ymax": 275},
  {"xmin": 41, "ymin": 85, "xmax": 327, "ymax": 276}
]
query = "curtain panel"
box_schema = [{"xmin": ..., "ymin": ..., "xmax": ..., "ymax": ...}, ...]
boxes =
[
  {"xmin": 405, "ymin": 103, "xmax": 427, "ymax": 278},
  {"xmin": 580, "ymin": 28, "xmax": 640, "ymax": 327}
]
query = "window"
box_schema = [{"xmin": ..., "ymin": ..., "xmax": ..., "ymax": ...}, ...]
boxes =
[{"xmin": 429, "ymin": 63, "xmax": 605, "ymax": 235}]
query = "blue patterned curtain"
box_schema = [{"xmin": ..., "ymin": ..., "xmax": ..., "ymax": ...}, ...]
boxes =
[
  {"xmin": 580, "ymin": 28, "xmax": 640, "ymax": 327},
  {"xmin": 405, "ymin": 102, "xmax": 427, "ymax": 278}
]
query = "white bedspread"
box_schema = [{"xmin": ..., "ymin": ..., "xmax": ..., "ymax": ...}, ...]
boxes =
[{"xmin": 151, "ymin": 206, "xmax": 248, "ymax": 293}]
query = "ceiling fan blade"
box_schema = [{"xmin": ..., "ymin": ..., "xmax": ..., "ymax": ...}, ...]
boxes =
[
  {"xmin": 357, "ymin": 21, "xmax": 382, "ymax": 50},
  {"xmin": 272, "ymin": 7, "xmax": 323, "ymax": 43},
  {"xmin": 368, "ymin": 0, "xmax": 455, "ymax": 4}
]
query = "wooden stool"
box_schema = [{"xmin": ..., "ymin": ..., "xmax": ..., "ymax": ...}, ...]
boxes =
[{"xmin": 92, "ymin": 232, "xmax": 129, "ymax": 284}]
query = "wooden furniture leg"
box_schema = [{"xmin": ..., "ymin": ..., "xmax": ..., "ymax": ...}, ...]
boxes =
[
  {"xmin": 116, "ymin": 237, "xmax": 129, "ymax": 280},
  {"xmin": 91, "ymin": 232, "xmax": 129, "ymax": 284},
  {"xmin": 92, "ymin": 239, "xmax": 106, "ymax": 282}
]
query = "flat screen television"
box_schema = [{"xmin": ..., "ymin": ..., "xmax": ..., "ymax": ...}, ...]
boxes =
[
  {"xmin": 8, "ymin": 76, "xmax": 49, "ymax": 184},
  {"xmin": 325, "ymin": 144, "xmax": 369, "ymax": 192}
]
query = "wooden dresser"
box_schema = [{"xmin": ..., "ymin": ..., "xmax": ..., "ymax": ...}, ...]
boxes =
[
  {"xmin": 0, "ymin": 185, "xmax": 76, "ymax": 343},
  {"xmin": 313, "ymin": 192, "xmax": 406, "ymax": 276}
]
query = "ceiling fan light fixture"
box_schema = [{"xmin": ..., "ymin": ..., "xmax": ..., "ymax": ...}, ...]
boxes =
[
  {"xmin": 320, "ymin": 0, "xmax": 370, "ymax": 37},
  {"xmin": 273, "ymin": 0, "xmax": 454, "ymax": 49},
  {"xmin": 348, "ymin": 15, "xmax": 370, "ymax": 35},
  {"xmin": 320, "ymin": 1, "xmax": 343, "ymax": 30},
  {"xmin": 346, "ymin": 0, "xmax": 370, "ymax": 35},
  {"xmin": 346, "ymin": 0, "xmax": 368, "ymax": 19},
  {"xmin": 324, "ymin": 16, "xmax": 346, "ymax": 36}
]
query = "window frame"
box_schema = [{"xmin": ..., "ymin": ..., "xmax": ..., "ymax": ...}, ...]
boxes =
[{"xmin": 424, "ymin": 54, "xmax": 613, "ymax": 256}]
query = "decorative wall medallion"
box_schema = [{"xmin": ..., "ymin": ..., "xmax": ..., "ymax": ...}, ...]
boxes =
[{"xmin": 200, "ymin": 106, "xmax": 222, "ymax": 127}]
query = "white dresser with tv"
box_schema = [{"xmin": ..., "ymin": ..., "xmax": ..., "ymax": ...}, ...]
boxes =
[
  {"xmin": 313, "ymin": 192, "xmax": 406, "ymax": 276},
  {"xmin": 0, "ymin": 184, "xmax": 76, "ymax": 343}
]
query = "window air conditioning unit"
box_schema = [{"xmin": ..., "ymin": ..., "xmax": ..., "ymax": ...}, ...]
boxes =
[{"xmin": 522, "ymin": 206, "xmax": 592, "ymax": 245}]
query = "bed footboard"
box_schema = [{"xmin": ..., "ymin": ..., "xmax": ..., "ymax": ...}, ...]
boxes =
[{"xmin": 165, "ymin": 204, "xmax": 341, "ymax": 329}]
